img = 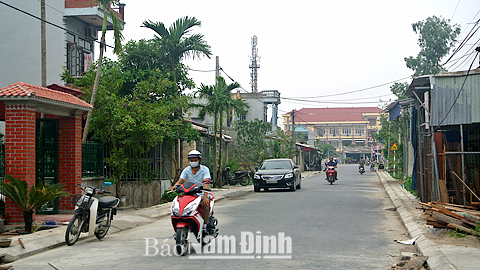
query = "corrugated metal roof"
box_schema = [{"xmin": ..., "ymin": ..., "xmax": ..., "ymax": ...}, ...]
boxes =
[{"xmin": 430, "ymin": 72, "xmax": 480, "ymax": 126}]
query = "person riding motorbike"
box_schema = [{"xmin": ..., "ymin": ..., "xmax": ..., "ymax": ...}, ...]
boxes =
[
  {"xmin": 170, "ymin": 150, "xmax": 212, "ymax": 233},
  {"xmin": 359, "ymin": 157, "xmax": 365, "ymax": 170},
  {"xmin": 324, "ymin": 157, "xmax": 338, "ymax": 180}
]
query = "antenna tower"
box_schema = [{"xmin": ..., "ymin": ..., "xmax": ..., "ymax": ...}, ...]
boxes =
[{"xmin": 249, "ymin": 35, "xmax": 260, "ymax": 92}]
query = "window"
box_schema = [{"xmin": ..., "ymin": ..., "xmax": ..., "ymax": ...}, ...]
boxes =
[
  {"xmin": 355, "ymin": 127, "xmax": 365, "ymax": 136},
  {"xmin": 329, "ymin": 128, "xmax": 337, "ymax": 137},
  {"xmin": 342, "ymin": 128, "xmax": 351, "ymax": 136},
  {"xmin": 316, "ymin": 127, "xmax": 325, "ymax": 137},
  {"xmin": 239, "ymin": 112, "xmax": 246, "ymax": 121},
  {"xmin": 66, "ymin": 34, "xmax": 93, "ymax": 76},
  {"xmin": 369, "ymin": 119, "xmax": 376, "ymax": 126}
]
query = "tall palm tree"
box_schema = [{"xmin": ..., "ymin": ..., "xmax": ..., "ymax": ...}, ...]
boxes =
[
  {"xmin": 141, "ymin": 16, "xmax": 212, "ymax": 88},
  {"xmin": 196, "ymin": 77, "xmax": 248, "ymax": 186},
  {"xmin": 83, "ymin": 0, "xmax": 124, "ymax": 142},
  {"xmin": 142, "ymin": 16, "xmax": 211, "ymax": 181}
]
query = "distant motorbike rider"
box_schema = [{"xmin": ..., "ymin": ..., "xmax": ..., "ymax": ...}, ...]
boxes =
[
  {"xmin": 359, "ymin": 157, "xmax": 365, "ymax": 169},
  {"xmin": 324, "ymin": 157, "xmax": 338, "ymax": 180},
  {"xmin": 170, "ymin": 150, "xmax": 212, "ymax": 233}
]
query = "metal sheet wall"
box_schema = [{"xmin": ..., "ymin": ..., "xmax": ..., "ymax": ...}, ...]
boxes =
[{"xmin": 431, "ymin": 74, "xmax": 480, "ymax": 126}]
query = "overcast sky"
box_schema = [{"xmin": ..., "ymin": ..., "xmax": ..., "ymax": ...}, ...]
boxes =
[{"xmin": 102, "ymin": 0, "xmax": 480, "ymax": 124}]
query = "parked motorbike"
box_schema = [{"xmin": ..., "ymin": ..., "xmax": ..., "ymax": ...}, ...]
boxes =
[
  {"xmin": 222, "ymin": 167, "xmax": 249, "ymax": 186},
  {"xmin": 325, "ymin": 165, "xmax": 336, "ymax": 185},
  {"xmin": 65, "ymin": 183, "xmax": 120, "ymax": 246},
  {"xmin": 170, "ymin": 182, "xmax": 219, "ymax": 256},
  {"xmin": 359, "ymin": 164, "xmax": 365, "ymax": 174}
]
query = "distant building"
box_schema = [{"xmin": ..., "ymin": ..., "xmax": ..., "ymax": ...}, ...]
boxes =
[
  {"xmin": 282, "ymin": 107, "xmax": 383, "ymax": 149},
  {"xmin": 0, "ymin": 0, "xmax": 125, "ymax": 87}
]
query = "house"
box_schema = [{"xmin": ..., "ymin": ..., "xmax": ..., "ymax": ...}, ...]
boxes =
[
  {"xmin": 0, "ymin": 0, "xmax": 125, "ymax": 87},
  {"xmin": 406, "ymin": 68, "xmax": 480, "ymax": 204},
  {"xmin": 282, "ymin": 107, "xmax": 383, "ymax": 150}
]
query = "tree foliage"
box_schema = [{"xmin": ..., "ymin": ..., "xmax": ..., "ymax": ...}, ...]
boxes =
[
  {"xmin": 267, "ymin": 129, "xmax": 297, "ymax": 160},
  {"xmin": 233, "ymin": 120, "xmax": 271, "ymax": 173},
  {"xmin": 390, "ymin": 82, "xmax": 409, "ymax": 99},
  {"xmin": 404, "ymin": 15, "xmax": 461, "ymax": 76}
]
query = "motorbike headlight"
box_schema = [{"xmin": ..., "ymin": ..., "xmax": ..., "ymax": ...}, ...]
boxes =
[
  {"xmin": 254, "ymin": 174, "xmax": 261, "ymax": 180},
  {"xmin": 182, "ymin": 198, "xmax": 200, "ymax": 217},
  {"xmin": 84, "ymin": 187, "xmax": 94, "ymax": 195},
  {"xmin": 171, "ymin": 200, "xmax": 180, "ymax": 217},
  {"xmin": 284, "ymin": 173, "xmax": 294, "ymax": 179}
]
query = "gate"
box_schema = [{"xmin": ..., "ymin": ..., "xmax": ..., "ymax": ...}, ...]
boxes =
[{"xmin": 36, "ymin": 119, "xmax": 58, "ymax": 214}]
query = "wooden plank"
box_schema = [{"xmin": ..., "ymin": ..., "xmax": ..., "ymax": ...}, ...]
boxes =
[
  {"xmin": 439, "ymin": 179, "xmax": 449, "ymax": 203},
  {"xmin": 432, "ymin": 212, "xmax": 477, "ymax": 230}
]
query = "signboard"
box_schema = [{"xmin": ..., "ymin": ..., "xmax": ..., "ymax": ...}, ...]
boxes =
[{"xmin": 390, "ymin": 142, "xmax": 398, "ymax": 151}]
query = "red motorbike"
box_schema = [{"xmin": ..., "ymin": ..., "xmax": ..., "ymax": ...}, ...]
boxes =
[
  {"xmin": 325, "ymin": 166, "xmax": 336, "ymax": 185},
  {"xmin": 169, "ymin": 182, "xmax": 218, "ymax": 256}
]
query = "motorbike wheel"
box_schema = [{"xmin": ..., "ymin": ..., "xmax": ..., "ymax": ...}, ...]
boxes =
[
  {"xmin": 65, "ymin": 214, "xmax": 85, "ymax": 246},
  {"xmin": 175, "ymin": 227, "xmax": 190, "ymax": 256},
  {"xmin": 94, "ymin": 217, "xmax": 111, "ymax": 240},
  {"xmin": 329, "ymin": 175, "xmax": 334, "ymax": 185},
  {"xmin": 239, "ymin": 176, "xmax": 249, "ymax": 186}
]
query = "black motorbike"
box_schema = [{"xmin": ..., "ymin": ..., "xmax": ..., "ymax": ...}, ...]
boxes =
[
  {"xmin": 65, "ymin": 183, "xmax": 120, "ymax": 246},
  {"xmin": 359, "ymin": 164, "xmax": 365, "ymax": 175},
  {"xmin": 222, "ymin": 167, "xmax": 250, "ymax": 186}
]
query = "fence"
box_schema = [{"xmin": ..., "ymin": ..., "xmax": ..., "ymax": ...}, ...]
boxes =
[
  {"xmin": 82, "ymin": 141, "xmax": 103, "ymax": 178},
  {"xmin": 440, "ymin": 152, "xmax": 480, "ymax": 205}
]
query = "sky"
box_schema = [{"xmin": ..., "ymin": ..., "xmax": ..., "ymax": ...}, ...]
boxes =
[{"xmin": 102, "ymin": 0, "xmax": 480, "ymax": 125}]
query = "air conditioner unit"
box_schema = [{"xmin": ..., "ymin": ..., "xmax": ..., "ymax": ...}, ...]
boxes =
[{"xmin": 85, "ymin": 26, "xmax": 98, "ymax": 40}]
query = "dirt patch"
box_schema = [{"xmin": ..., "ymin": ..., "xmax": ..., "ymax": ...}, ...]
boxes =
[{"xmin": 425, "ymin": 227, "xmax": 480, "ymax": 248}]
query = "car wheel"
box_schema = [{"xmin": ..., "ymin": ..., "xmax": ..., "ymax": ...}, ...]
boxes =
[
  {"xmin": 296, "ymin": 179, "xmax": 301, "ymax": 189},
  {"xmin": 290, "ymin": 182, "xmax": 296, "ymax": 191},
  {"xmin": 254, "ymin": 186, "xmax": 260, "ymax": 192}
]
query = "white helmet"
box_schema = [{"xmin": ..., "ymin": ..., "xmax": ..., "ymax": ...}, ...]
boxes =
[{"xmin": 187, "ymin": 150, "xmax": 202, "ymax": 159}]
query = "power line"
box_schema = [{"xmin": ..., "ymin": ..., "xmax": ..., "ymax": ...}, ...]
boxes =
[
  {"xmin": 0, "ymin": 1, "xmax": 215, "ymax": 73},
  {"xmin": 436, "ymin": 48, "xmax": 479, "ymax": 129}
]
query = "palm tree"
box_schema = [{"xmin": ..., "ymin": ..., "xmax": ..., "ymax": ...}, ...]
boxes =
[
  {"xmin": 196, "ymin": 77, "xmax": 248, "ymax": 186},
  {"xmin": 142, "ymin": 16, "xmax": 211, "ymax": 181},
  {"xmin": 141, "ymin": 16, "xmax": 212, "ymax": 87},
  {"xmin": 83, "ymin": 0, "xmax": 124, "ymax": 142},
  {"xmin": 0, "ymin": 175, "xmax": 69, "ymax": 232}
]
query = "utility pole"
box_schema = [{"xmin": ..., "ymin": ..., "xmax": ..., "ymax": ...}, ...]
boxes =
[
  {"xmin": 213, "ymin": 56, "xmax": 219, "ymax": 186},
  {"xmin": 291, "ymin": 110, "xmax": 295, "ymax": 136},
  {"xmin": 41, "ymin": 0, "xmax": 46, "ymax": 87}
]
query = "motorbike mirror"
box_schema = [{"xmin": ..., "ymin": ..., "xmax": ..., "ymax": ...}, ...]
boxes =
[
  {"xmin": 104, "ymin": 182, "xmax": 112, "ymax": 186},
  {"xmin": 294, "ymin": 165, "xmax": 299, "ymax": 169}
]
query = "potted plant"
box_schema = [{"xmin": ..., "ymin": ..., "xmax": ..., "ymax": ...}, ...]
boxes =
[{"xmin": 0, "ymin": 174, "xmax": 69, "ymax": 233}]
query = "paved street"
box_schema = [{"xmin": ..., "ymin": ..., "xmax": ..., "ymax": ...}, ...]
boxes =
[{"xmin": 13, "ymin": 164, "xmax": 417, "ymax": 269}]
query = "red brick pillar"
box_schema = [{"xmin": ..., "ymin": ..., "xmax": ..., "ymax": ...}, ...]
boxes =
[
  {"xmin": 4, "ymin": 104, "xmax": 36, "ymax": 223},
  {"xmin": 57, "ymin": 115, "xmax": 82, "ymax": 211}
]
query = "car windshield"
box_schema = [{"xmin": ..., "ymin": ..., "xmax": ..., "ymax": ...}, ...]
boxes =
[{"xmin": 260, "ymin": 161, "xmax": 292, "ymax": 170}]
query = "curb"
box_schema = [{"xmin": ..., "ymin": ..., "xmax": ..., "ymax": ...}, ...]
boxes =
[
  {"xmin": 0, "ymin": 185, "xmax": 254, "ymax": 263},
  {"xmin": 376, "ymin": 171, "xmax": 457, "ymax": 270}
]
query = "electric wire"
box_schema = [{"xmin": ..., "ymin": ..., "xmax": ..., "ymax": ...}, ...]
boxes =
[{"xmin": 0, "ymin": 0, "xmax": 215, "ymax": 73}]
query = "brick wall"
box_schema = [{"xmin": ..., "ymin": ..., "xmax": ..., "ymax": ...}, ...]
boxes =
[
  {"xmin": 4, "ymin": 104, "xmax": 36, "ymax": 223},
  {"xmin": 57, "ymin": 115, "xmax": 82, "ymax": 211}
]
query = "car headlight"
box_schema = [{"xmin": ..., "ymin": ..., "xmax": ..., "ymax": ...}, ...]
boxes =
[
  {"xmin": 254, "ymin": 174, "xmax": 261, "ymax": 180},
  {"xmin": 284, "ymin": 173, "xmax": 294, "ymax": 179}
]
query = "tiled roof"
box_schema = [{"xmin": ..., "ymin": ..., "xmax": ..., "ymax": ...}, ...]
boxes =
[
  {"xmin": 0, "ymin": 82, "xmax": 93, "ymax": 110},
  {"xmin": 284, "ymin": 107, "xmax": 383, "ymax": 123}
]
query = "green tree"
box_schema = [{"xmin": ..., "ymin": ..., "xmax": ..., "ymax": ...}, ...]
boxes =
[
  {"xmin": 83, "ymin": 0, "xmax": 124, "ymax": 142},
  {"xmin": 404, "ymin": 15, "xmax": 461, "ymax": 76},
  {"xmin": 142, "ymin": 16, "xmax": 212, "ymax": 182},
  {"xmin": 195, "ymin": 77, "xmax": 248, "ymax": 186},
  {"xmin": 390, "ymin": 82, "xmax": 409, "ymax": 99},
  {"xmin": 233, "ymin": 120, "xmax": 271, "ymax": 174},
  {"xmin": 267, "ymin": 129, "xmax": 296, "ymax": 159},
  {"xmin": 0, "ymin": 175, "xmax": 69, "ymax": 232},
  {"xmin": 318, "ymin": 143, "xmax": 337, "ymax": 157}
]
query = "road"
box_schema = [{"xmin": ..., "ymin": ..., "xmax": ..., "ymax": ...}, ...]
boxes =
[{"xmin": 13, "ymin": 164, "xmax": 417, "ymax": 269}]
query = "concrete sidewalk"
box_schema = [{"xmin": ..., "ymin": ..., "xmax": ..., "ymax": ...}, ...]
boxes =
[
  {"xmin": 377, "ymin": 170, "xmax": 480, "ymax": 270},
  {"xmin": 0, "ymin": 171, "xmax": 320, "ymax": 264}
]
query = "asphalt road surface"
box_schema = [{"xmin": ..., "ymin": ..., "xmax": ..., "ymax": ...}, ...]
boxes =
[{"xmin": 13, "ymin": 164, "xmax": 417, "ymax": 269}]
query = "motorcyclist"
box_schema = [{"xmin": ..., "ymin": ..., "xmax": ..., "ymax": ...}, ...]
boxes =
[
  {"xmin": 324, "ymin": 157, "xmax": 338, "ymax": 180},
  {"xmin": 359, "ymin": 157, "xmax": 365, "ymax": 170},
  {"xmin": 170, "ymin": 150, "xmax": 212, "ymax": 233}
]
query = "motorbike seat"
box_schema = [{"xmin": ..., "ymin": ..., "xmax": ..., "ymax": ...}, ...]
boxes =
[{"xmin": 99, "ymin": 196, "xmax": 120, "ymax": 208}]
